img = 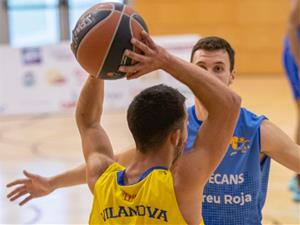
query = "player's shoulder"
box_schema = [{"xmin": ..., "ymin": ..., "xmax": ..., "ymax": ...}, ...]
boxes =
[
  {"xmin": 240, "ymin": 107, "xmax": 257, "ymax": 116},
  {"xmin": 94, "ymin": 162, "xmax": 124, "ymax": 186},
  {"xmin": 101, "ymin": 162, "xmax": 125, "ymax": 178},
  {"xmin": 240, "ymin": 107, "xmax": 267, "ymax": 123},
  {"xmin": 233, "ymin": 107, "xmax": 268, "ymax": 135}
]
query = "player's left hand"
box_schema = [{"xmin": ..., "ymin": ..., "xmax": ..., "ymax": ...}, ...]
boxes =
[{"xmin": 6, "ymin": 170, "xmax": 54, "ymax": 206}]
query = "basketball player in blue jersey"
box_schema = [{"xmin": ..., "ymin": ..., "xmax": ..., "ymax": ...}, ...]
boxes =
[
  {"xmin": 283, "ymin": 0, "xmax": 300, "ymax": 202},
  {"xmin": 7, "ymin": 36, "xmax": 300, "ymax": 225}
]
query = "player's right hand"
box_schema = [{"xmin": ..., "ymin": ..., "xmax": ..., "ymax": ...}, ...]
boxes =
[
  {"xmin": 119, "ymin": 31, "xmax": 169, "ymax": 79},
  {"xmin": 6, "ymin": 170, "xmax": 54, "ymax": 206}
]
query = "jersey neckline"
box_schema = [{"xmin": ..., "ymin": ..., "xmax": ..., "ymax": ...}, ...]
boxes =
[{"xmin": 117, "ymin": 166, "xmax": 168, "ymax": 186}]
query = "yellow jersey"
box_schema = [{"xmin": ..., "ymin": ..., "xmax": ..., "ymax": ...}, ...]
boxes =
[{"xmin": 89, "ymin": 163, "xmax": 204, "ymax": 225}]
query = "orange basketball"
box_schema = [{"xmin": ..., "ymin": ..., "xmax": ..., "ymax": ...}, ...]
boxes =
[{"xmin": 70, "ymin": 2, "xmax": 148, "ymax": 80}]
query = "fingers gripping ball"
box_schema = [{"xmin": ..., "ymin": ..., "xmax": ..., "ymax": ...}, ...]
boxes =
[{"xmin": 71, "ymin": 2, "xmax": 148, "ymax": 80}]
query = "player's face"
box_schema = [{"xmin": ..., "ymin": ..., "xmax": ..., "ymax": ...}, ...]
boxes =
[{"xmin": 192, "ymin": 49, "xmax": 235, "ymax": 86}]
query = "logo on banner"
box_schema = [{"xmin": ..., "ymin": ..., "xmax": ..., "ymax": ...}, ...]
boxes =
[
  {"xmin": 23, "ymin": 71, "xmax": 36, "ymax": 87},
  {"xmin": 47, "ymin": 69, "xmax": 66, "ymax": 85},
  {"xmin": 21, "ymin": 47, "xmax": 42, "ymax": 65}
]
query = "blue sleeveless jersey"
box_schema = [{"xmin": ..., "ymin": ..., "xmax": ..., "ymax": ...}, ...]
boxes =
[{"xmin": 186, "ymin": 106, "xmax": 270, "ymax": 225}]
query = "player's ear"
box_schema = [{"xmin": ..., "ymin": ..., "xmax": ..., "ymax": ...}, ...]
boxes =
[
  {"xmin": 229, "ymin": 70, "xmax": 236, "ymax": 85},
  {"xmin": 170, "ymin": 129, "xmax": 181, "ymax": 146}
]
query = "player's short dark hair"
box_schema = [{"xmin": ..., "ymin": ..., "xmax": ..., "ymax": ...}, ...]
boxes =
[
  {"xmin": 127, "ymin": 84, "xmax": 186, "ymax": 153},
  {"xmin": 191, "ymin": 36, "xmax": 235, "ymax": 72}
]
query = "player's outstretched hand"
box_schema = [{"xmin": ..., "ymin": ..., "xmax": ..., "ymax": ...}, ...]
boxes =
[
  {"xmin": 6, "ymin": 170, "xmax": 54, "ymax": 206},
  {"xmin": 119, "ymin": 31, "xmax": 169, "ymax": 79}
]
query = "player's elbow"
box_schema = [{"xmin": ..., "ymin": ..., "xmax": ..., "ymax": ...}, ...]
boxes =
[
  {"xmin": 211, "ymin": 92, "xmax": 241, "ymax": 121},
  {"xmin": 225, "ymin": 92, "xmax": 242, "ymax": 117},
  {"xmin": 231, "ymin": 93, "xmax": 242, "ymax": 109}
]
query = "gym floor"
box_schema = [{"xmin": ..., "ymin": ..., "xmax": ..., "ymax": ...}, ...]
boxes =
[{"xmin": 0, "ymin": 75, "xmax": 300, "ymax": 224}]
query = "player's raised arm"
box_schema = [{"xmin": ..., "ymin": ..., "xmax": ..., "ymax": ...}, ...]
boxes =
[
  {"xmin": 75, "ymin": 77, "xmax": 114, "ymax": 193},
  {"xmin": 120, "ymin": 32, "xmax": 241, "ymax": 187}
]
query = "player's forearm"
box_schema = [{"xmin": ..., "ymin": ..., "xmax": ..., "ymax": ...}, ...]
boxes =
[
  {"xmin": 163, "ymin": 54, "xmax": 241, "ymax": 116},
  {"xmin": 47, "ymin": 148, "xmax": 136, "ymax": 190},
  {"xmin": 261, "ymin": 120, "xmax": 300, "ymax": 174},
  {"xmin": 266, "ymin": 145, "xmax": 300, "ymax": 174},
  {"xmin": 277, "ymin": 144, "xmax": 300, "ymax": 173},
  {"xmin": 49, "ymin": 164, "xmax": 87, "ymax": 190},
  {"xmin": 76, "ymin": 77, "xmax": 104, "ymax": 132}
]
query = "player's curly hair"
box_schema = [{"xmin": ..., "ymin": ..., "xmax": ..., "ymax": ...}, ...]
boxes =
[{"xmin": 127, "ymin": 84, "xmax": 186, "ymax": 152}]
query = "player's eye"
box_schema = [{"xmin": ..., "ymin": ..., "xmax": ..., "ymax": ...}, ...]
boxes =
[{"xmin": 214, "ymin": 66, "xmax": 224, "ymax": 73}]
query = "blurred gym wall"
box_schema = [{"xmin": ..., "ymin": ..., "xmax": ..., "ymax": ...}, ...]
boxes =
[{"xmin": 132, "ymin": 0, "xmax": 290, "ymax": 75}]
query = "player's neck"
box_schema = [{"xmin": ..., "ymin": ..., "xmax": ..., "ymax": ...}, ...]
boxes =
[
  {"xmin": 123, "ymin": 148, "xmax": 172, "ymax": 185},
  {"xmin": 134, "ymin": 147, "xmax": 172, "ymax": 168}
]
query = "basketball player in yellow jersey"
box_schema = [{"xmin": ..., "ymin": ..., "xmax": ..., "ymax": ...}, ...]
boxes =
[{"xmin": 77, "ymin": 31, "xmax": 241, "ymax": 225}]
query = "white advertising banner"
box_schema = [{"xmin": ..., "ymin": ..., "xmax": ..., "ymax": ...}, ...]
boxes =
[{"xmin": 0, "ymin": 34, "xmax": 199, "ymax": 116}]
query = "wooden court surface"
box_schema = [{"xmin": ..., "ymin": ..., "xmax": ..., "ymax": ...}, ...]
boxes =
[{"xmin": 0, "ymin": 75, "xmax": 300, "ymax": 224}]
